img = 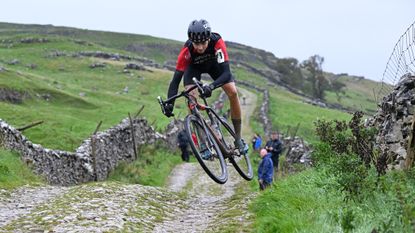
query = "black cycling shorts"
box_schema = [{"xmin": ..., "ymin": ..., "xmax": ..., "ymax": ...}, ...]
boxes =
[{"xmin": 183, "ymin": 63, "xmax": 234, "ymax": 86}]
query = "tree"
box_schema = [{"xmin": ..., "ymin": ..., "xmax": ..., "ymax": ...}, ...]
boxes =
[
  {"xmin": 275, "ymin": 57, "xmax": 304, "ymax": 89},
  {"xmin": 301, "ymin": 55, "xmax": 329, "ymax": 100},
  {"xmin": 331, "ymin": 79, "xmax": 346, "ymax": 102}
]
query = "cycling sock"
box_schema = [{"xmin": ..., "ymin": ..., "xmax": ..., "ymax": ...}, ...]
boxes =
[{"xmin": 231, "ymin": 118, "xmax": 242, "ymax": 141}]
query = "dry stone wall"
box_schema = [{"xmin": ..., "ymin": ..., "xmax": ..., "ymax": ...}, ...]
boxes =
[
  {"xmin": 367, "ymin": 75, "xmax": 415, "ymax": 169},
  {"xmin": 236, "ymin": 80, "xmax": 271, "ymax": 136},
  {"xmin": 236, "ymin": 80, "xmax": 312, "ymax": 168},
  {"xmin": 0, "ymin": 118, "xmax": 162, "ymax": 185}
]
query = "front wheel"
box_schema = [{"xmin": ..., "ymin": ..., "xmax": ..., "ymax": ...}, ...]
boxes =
[
  {"xmin": 185, "ymin": 115, "xmax": 228, "ymax": 184},
  {"xmin": 214, "ymin": 116, "xmax": 254, "ymax": 181}
]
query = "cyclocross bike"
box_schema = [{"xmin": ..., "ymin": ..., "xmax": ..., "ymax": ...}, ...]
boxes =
[{"xmin": 158, "ymin": 78, "xmax": 253, "ymax": 184}]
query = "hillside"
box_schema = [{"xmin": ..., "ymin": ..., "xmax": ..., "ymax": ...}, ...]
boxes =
[
  {"xmin": 0, "ymin": 22, "xmax": 386, "ymax": 114},
  {"xmin": 2, "ymin": 22, "xmax": 414, "ymax": 233},
  {"xmin": 0, "ymin": 26, "xmax": 354, "ymax": 149},
  {"xmin": 0, "ymin": 32, "xmax": 184, "ymax": 151}
]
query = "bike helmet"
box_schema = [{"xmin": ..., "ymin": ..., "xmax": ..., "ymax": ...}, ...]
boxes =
[{"xmin": 187, "ymin": 19, "xmax": 211, "ymax": 43}]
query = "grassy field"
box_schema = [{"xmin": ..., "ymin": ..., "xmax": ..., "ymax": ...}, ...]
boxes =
[
  {"xmin": 267, "ymin": 86, "xmax": 352, "ymax": 143},
  {"xmin": 2, "ymin": 23, "xmax": 404, "ymax": 232},
  {"xmin": 0, "ymin": 35, "xmax": 189, "ymax": 151},
  {"xmin": 0, "ymin": 149, "xmax": 43, "ymax": 189},
  {"xmin": 251, "ymin": 165, "xmax": 415, "ymax": 233},
  {"xmin": 108, "ymin": 144, "xmax": 183, "ymax": 187}
]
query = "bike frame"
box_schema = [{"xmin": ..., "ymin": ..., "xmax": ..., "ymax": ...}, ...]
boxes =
[{"xmin": 158, "ymin": 79, "xmax": 235, "ymax": 157}]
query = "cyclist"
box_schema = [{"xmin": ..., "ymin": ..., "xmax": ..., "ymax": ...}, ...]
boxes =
[{"xmin": 162, "ymin": 19, "xmax": 248, "ymax": 156}]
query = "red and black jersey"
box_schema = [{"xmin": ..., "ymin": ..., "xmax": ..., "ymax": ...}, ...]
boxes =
[
  {"xmin": 176, "ymin": 33, "xmax": 229, "ymax": 72},
  {"xmin": 167, "ymin": 32, "xmax": 233, "ymax": 100}
]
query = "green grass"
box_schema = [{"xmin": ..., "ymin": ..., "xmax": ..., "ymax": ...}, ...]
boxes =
[
  {"xmin": 251, "ymin": 169, "xmax": 342, "ymax": 233},
  {"xmin": 0, "ymin": 36, "xmax": 188, "ymax": 151},
  {"xmin": 267, "ymin": 86, "xmax": 352, "ymax": 143},
  {"xmin": 251, "ymin": 167, "xmax": 415, "ymax": 233},
  {"xmin": 108, "ymin": 144, "xmax": 182, "ymax": 187},
  {"xmin": 1, "ymin": 24, "xmax": 400, "ymax": 233},
  {"xmin": 233, "ymin": 67, "xmax": 270, "ymax": 89},
  {"xmin": 0, "ymin": 149, "xmax": 43, "ymax": 189},
  {"xmin": 324, "ymin": 75, "xmax": 385, "ymax": 114},
  {"xmin": 0, "ymin": 22, "xmax": 182, "ymax": 63}
]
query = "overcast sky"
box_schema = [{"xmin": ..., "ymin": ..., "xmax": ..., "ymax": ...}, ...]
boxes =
[{"xmin": 1, "ymin": 0, "xmax": 414, "ymax": 81}]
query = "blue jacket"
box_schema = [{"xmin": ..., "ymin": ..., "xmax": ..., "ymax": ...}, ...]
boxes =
[
  {"xmin": 254, "ymin": 136, "xmax": 262, "ymax": 150},
  {"xmin": 258, "ymin": 153, "xmax": 274, "ymax": 184}
]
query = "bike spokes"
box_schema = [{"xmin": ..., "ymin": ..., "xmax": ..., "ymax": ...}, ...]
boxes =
[
  {"xmin": 216, "ymin": 117, "xmax": 254, "ymax": 181},
  {"xmin": 186, "ymin": 115, "xmax": 228, "ymax": 184}
]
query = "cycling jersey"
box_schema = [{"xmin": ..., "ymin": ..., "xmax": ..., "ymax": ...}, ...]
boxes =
[
  {"xmin": 176, "ymin": 33, "xmax": 229, "ymax": 71},
  {"xmin": 167, "ymin": 33, "xmax": 233, "ymax": 100}
]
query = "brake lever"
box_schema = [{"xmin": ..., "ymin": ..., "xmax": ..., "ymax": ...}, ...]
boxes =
[
  {"xmin": 192, "ymin": 77, "xmax": 204, "ymax": 94},
  {"xmin": 157, "ymin": 96, "xmax": 166, "ymax": 115}
]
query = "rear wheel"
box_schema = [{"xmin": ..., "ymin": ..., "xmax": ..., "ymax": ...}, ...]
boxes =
[
  {"xmin": 213, "ymin": 116, "xmax": 254, "ymax": 181},
  {"xmin": 185, "ymin": 115, "xmax": 228, "ymax": 184}
]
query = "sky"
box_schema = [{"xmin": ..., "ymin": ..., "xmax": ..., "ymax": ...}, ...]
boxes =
[{"xmin": 1, "ymin": 0, "xmax": 414, "ymax": 81}]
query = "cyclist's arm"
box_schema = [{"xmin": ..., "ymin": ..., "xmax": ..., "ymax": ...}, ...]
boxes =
[
  {"xmin": 167, "ymin": 46, "xmax": 190, "ymax": 102},
  {"xmin": 211, "ymin": 38, "xmax": 231, "ymax": 89},
  {"xmin": 167, "ymin": 70, "xmax": 184, "ymax": 101}
]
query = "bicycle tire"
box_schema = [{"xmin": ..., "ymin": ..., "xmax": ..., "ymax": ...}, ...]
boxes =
[
  {"xmin": 185, "ymin": 114, "xmax": 228, "ymax": 184},
  {"xmin": 212, "ymin": 115, "xmax": 254, "ymax": 181}
]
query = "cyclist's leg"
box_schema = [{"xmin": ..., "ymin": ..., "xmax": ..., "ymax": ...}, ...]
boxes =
[
  {"xmin": 183, "ymin": 65, "xmax": 202, "ymax": 99},
  {"xmin": 209, "ymin": 67, "xmax": 246, "ymax": 154},
  {"xmin": 221, "ymin": 82, "xmax": 248, "ymax": 154},
  {"xmin": 184, "ymin": 67, "xmax": 211, "ymax": 159},
  {"xmin": 221, "ymin": 82, "xmax": 241, "ymax": 138},
  {"xmin": 208, "ymin": 66, "xmax": 240, "ymax": 140}
]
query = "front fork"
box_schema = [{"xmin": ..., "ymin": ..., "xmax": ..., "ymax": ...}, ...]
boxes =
[{"xmin": 188, "ymin": 98, "xmax": 233, "ymax": 158}]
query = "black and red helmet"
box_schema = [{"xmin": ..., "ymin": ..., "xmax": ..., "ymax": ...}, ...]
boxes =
[{"xmin": 187, "ymin": 19, "xmax": 211, "ymax": 43}]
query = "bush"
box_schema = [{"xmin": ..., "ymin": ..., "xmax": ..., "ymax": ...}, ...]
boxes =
[
  {"xmin": 312, "ymin": 142, "xmax": 369, "ymax": 200},
  {"xmin": 313, "ymin": 112, "xmax": 380, "ymax": 199}
]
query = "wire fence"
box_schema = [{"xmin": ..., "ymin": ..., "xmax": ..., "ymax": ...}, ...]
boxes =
[{"xmin": 378, "ymin": 20, "xmax": 415, "ymax": 98}]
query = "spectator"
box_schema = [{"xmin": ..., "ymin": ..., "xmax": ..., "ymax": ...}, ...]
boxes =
[
  {"xmin": 258, "ymin": 148, "xmax": 273, "ymax": 191},
  {"xmin": 251, "ymin": 134, "xmax": 258, "ymax": 150},
  {"xmin": 177, "ymin": 129, "xmax": 190, "ymax": 162},
  {"xmin": 265, "ymin": 131, "xmax": 283, "ymax": 174},
  {"xmin": 254, "ymin": 134, "xmax": 262, "ymax": 151}
]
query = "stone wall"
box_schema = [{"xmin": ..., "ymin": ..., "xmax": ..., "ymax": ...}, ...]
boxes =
[
  {"xmin": 0, "ymin": 117, "xmax": 162, "ymax": 185},
  {"xmin": 283, "ymin": 136, "xmax": 312, "ymax": 172},
  {"xmin": 367, "ymin": 75, "xmax": 415, "ymax": 169},
  {"xmin": 236, "ymin": 80, "xmax": 312, "ymax": 169},
  {"xmin": 163, "ymin": 119, "xmax": 185, "ymax": 150},
  {"xmin": 236, "ymin": 80, "xmax": 272, "ymax": 136}
]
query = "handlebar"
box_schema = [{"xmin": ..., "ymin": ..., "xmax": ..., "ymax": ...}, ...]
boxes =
[
  {"xmin": 157, "ymin": 78, "xmax": 205, "ymax": 115},
  {"xmin": 157, "ymin": 78, "xmax": 204, "ymax": 104}
]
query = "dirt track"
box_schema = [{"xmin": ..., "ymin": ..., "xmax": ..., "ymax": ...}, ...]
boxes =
[
  {"xmin": 153, "ymin": 87, "xmax": 258, "ymax": 232},
  {"xmin": 0, "ymin": 87, "xmax": 258, "ymax": 233}
]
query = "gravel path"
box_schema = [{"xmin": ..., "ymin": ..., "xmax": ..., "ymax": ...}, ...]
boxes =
[
  {"xmin": 0, "ymin": 183, "xmax": 186, "ymax": 232},
  {"xmin": 0, "ymin": 87, "xmax": 258, "ymax": 233},
  {"xmin": 153, "ymin": 87, "xmax": 258, "ymax": 233},
  {"xmin": 0, "ymin": 185, "xmax": 70, "ymax": 228}
]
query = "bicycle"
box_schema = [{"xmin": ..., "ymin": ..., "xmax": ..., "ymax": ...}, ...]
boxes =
[{"xmin": 158, "ymin": 78, "xmax": 253, "ymax": 184}]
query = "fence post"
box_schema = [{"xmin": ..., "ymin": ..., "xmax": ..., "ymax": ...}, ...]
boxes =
[
  {"xmin": 0, "ymin": 130, "xmax": 4, "ymax": 148},
  {"xmin": 17, "ymin": 121, "xmax": 44, "ymax": 131},
  {"xmin": 404, "ymin": 117, "xmax": 415, "ymax": 170},
  {"xmin": 134, "ymin": 105, "xmax": 145, "ymax": 118},
  {"xmin": 91, "ymin": 121, "xmax": 102, "ymax": 181},
  {"xmin": 292, "ymin": 122, "xmax": 301, "ymax": 138},
  {"xmin": 128, "ymin": 113, "xmax": 137, "ymax": 160}
]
